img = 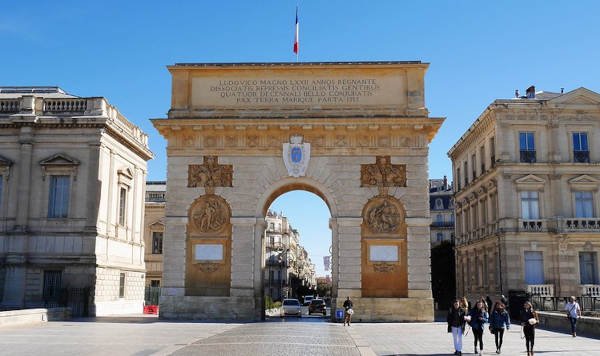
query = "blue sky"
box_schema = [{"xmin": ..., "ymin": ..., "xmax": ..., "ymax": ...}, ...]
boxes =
[{"xmin": 2, "ymin": 1, "xmax": 599, "ymax": 276}]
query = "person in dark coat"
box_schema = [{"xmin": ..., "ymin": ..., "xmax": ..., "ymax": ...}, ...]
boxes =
[
  {"xmin": 489, "ymin": 301, "xmax": 511, "ymax": 354},
  {"xmin": 520, "ymin": 301, "xmax": 539, "ymax": 356},
  {"xmin": 343, "ymin": 296, "xmax": 353, "ymax": 326},
  {"xmin": 469, "ymin": 300, "xmax": 489, "ymax": 355},
  {"xmin": 447, "ymin": 299, "xmax": 467, "ymax": 355}
]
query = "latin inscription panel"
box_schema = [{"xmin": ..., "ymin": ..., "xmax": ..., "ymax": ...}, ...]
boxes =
[{"xmin": 191, "ymin": 71, "xmax": 406, "ymax": 109}]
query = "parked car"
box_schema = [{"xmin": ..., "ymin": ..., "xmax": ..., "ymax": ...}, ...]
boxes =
[
  {"xmin": 303, "ymin": 295, "xmax": 314, "ymax": 306},
  {"xmin": 308, "ymin": 299, "xmax": 327, "ymax": 315},
  {"xmin": 282, "ymin": 298, "xmax": 302, "ymax": 317}
]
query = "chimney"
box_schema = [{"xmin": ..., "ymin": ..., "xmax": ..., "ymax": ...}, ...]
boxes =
[
  {"xmin": 526, "ymin": 85, "xmax": 536, "ymax": 99},
  {"xmin": 443, "ymin": 175, "xmax": 448, "ymax": 190},
  {"xmin": 515, "ymin": 89, "xmax": 520, "ymax": 98},
  {"xmin": 561, "ymin": 87, "xmax": 564, "ymax": 94}
]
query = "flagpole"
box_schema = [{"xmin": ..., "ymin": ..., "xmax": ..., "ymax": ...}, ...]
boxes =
[{"xmin": 294, "ymin": 5, "xmax": 299, "ymax": 62}]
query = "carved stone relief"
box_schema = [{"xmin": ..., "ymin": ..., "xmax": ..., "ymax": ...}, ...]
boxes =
[
  {"xmin": 361, "ymin": 156, "xmax": 406, "ymax": 187},
  {"xmin": 198, "ymin": 263, "xmax": 221, "ymax": 273},
  {"xmin": 362, "ymin": 196, "xmax": 405, "ymax": 235},
  {"xmin": 189, "ymin": 195, "xmax": 231, "ymax": 234},
  {"xmin": 373, "ymin": 263, "xmax": 396, "ymax": 272},
  {"xmin": 188, "ymin": 156, "xmax": 233, "ymax": 189}
]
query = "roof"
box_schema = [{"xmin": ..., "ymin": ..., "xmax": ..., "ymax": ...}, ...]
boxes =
[
  {"xmin": 172, "ymin": 61, "xmax": 425, "ymax": 67},
  {"xmin": 0, "ymin": 86, "xmax": 78, "ymax": 99}
]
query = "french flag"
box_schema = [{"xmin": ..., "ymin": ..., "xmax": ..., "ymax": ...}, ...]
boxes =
[{"xmin": 293, "ymin": 7, "xmax": 299, "ymax": 55}]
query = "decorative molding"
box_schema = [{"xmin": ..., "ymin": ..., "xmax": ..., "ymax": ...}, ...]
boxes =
[
  {"xmin": 197, "ymin": 263, "xmax": 220, "ymax": 273},
  {"xmin": 188, "ymin": 156, "xmax": 233, "ymax": 193},
  {"xmin": 283, "ymin": 134, "xmax": 311, "ymax": 177},
  {"xmin": 39, "ymin": 153, "xmax": 80, "ymax": 180},
  {"xmin": 362, "ymin": 195, "xmax": 406, "ymax": 235},
  {"xmin": 373, "ymin": 263, "xmax": 396, "ymax": 272},
  {"xmin": 361, "ymin": 156, "xmax": 406, "ymax": 187}
]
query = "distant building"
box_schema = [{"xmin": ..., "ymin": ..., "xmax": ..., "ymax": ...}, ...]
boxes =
[
  {"xmin": 0, "ymin": 87, "xmax": 152, "ymax": 315},
  {"xmin": 429, "ymin": 177, "xmax": 455, "ymax": 246},
  {"xmin": 143, "ymin": 181, "xmax": 166, "ymax": 287},
  {"xmin": 448, "ymin": 87, "xmax": 600, "ymax": 300},
  {"xmin": 264, "ymin": 210, "xmax": 316, "ymax": 301}
]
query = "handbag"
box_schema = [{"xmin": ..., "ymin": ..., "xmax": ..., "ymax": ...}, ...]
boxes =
[{"xmin": 347, "ymin": 308, "xmax": 354, "ymax": 315}]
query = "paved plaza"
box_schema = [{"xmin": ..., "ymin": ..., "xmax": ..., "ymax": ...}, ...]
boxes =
[{"xmin": 1, "ymin": 317, "xmax": 599, "ymax": 356}]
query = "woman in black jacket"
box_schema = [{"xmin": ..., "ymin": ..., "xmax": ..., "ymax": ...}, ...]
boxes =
[
  {"xmin": 447, "ymin": 299, "xmax": 467, "ymax": 355},
  {"xmin": 520, "ymin": 301, "xmax": 539, "ymax": 356}
]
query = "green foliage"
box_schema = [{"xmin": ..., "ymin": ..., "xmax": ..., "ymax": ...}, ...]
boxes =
[
  {"xmin": 265, "ymin": 295, "xmax": 274, "ymax": 310},
  {"xmin": 273, "ymin": 301, "xmax": 282, "ymax": 308}
]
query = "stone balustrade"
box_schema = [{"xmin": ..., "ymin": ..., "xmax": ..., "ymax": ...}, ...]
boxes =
[
  {"xmin": 581, "ymin": 284, "xmax": 600, "ymax": 297},
  {"xmin": 527, "ymin": 284, "xmax": 555, "ymax": 297},
  {"xmin": 562, "ymin": 217, "xmax": 600, "ymax": 232},
  {"xmin": 43, "ymin": 98, "xmax": 87, "ymax": 112},
  {"xmin": 0, "ymin": 96, "xmax": 149, "ymax": 148},
  {"xmin": 0, "ymin": 99, "xmax": 20, "ymax": 113},
  {"xmin": 519, "ymin": 219, "xmax": 545, "ymax": 232}
]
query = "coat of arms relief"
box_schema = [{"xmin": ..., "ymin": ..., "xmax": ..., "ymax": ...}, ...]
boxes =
[{"xmin": 283, "ymin": 135, "xmax": 310, "ymax": 177}]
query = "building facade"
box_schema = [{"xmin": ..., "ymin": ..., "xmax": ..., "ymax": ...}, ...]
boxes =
[
  {"xmin": 0, "ymin": 87, "xmax": 152, "ymax": 315},
  {"xmin": 449, "ymin": 87, "xmax": 600, "ymax": 301},
  {"xmin": 264, "ymin": 210, "xmax": 316, "ymax": 301},
  {"xmin": 429, "ymin": 177, "xmax": 455, "ymax": 247},
  {"xmin": 144, "ymin": 181, "xmax": 166, "ymax": 287}
]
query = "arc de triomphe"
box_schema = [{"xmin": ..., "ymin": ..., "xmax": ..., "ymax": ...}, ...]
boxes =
[{"xmin": 152, "ymin": 61, "xmax": 443, "ymax": 321}]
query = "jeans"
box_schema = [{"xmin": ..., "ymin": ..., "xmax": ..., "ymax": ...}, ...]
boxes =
[
  {"xmin": 569, "ymin": 316, "xmax": 577, "ymax": 334},
  {"xmin": 452, "ymin": 326, "xmax": 463, "ymax": 351},
  {"xmin": 494, "ymin": 328, "xmax": 505, "ymax": 349}
]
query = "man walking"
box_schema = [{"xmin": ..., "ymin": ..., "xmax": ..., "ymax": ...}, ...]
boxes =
[
  {"xmin": 343, "ymin": 296, "xmax": 354, "ymax": 326},
  {"xmin": 564, "ymin": 296, "xmax": 582, "ymax": 337}
]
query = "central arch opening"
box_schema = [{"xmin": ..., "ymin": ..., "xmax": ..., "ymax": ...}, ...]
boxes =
[{"xmin": 262, "ymin": 186, "xmax": 333, "ymax": 321}]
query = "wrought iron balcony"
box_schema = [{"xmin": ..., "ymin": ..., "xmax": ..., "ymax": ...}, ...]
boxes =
[
  {"xmin": 573, "ymin": 150, "xmax": 590, "ymax": 163},
  {"xmin": 520, "ymin": 150, "xmax": 537, "ymax": 163}
]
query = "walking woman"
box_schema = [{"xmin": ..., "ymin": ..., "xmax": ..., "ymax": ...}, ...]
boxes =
[
  {"xmin": 468, "ymin": 300, "xmax": 489, "ymax": 355},
  {"xmin": 520, "ymin": 301, "xmax": 539, "ymax": 356},
  {"xmin": 447, "ymin": 299, "xmax": 467, "ymax": 355},
  {"xmin": 489, "ymin": 301, "xmax": 510, "ymax": 354}
]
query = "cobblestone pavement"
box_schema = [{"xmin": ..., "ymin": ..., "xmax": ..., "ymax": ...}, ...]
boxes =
[{"xmin": 0, "ymin": 317, "xmax": 599, "ymax": 356}]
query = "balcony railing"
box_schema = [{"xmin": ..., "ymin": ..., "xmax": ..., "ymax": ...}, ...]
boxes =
[
  {"xmin": 520, "ymin": 150, "xmax": 537, "ymax": 163},
  {"xmin": 581, "ymin": 284, "xmax": 600, "ymax": 297},
  {"xmin": 0, "ymin": 99, "xmax": 20, "ymax": 113},
  {"xmin": 519, "ymin": 219, "xmax": 545, "ymax": 232},
  {"xmin": 563, "ymin": 218, "xmax": 600, "ymax": 232},
  {"xmin": 573, "ymin": 150, "xmax": 590, "ymax": 163},
  {"xmin": 43, "ymin": 98, "xmax": 87, "ymax": 112},
  {"xmin": 527, "ymin": 284, "xmax": 554, "ymax": 297},
  {"xmin": 431, "ymin": 221, "xmax": 454, "ymax": 228}
]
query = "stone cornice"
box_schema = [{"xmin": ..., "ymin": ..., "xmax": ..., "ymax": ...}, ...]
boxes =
[
  {"xmin": 448, "ymin": 106, "xmax": 495, "ymax": 159},
  {"xmin": 152, "ymin": 117, "xmax": 443, "ymax": 156}
]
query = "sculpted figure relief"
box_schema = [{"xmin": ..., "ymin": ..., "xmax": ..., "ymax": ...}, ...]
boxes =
[
  {"xmin": 361, "ymin": 156, "xmax": 406, "ymax": 187},
  {"xmin": 188, "ymin": 156, "xmax": 233, "ymax": 188},
  {"xmin": 190, "ymin": 195, "xmax": 230, "ymax": 233},
  {"xmin": 364, "ymin": 198, "xmax": 402, "ymax": 233}
]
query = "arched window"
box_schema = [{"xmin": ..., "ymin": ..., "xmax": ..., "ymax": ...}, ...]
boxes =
[{"xmin": 435, "ymin": 198, "xmax": 444, "ymax": 210}]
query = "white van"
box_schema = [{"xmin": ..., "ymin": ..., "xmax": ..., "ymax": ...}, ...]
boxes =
[{"xmin": 303, "ymin": 295, "xmax": 314, "ymax": 306}]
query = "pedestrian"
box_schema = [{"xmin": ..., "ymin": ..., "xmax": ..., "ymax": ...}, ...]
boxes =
[
  {"xmin": 564, "ymin": 296, "xmax": 582, "ymax": 337},
  {"xmin": 343, "ymin": 296, "xmax": 353, "ymax": 326},
  {"xmin": 486, "ymin": 296, "xmax": 493, "ymax": 312},
  {"xmin": 460, "ymin": 296, "xmax": 470, "ymax": 312},
  {"xmin": 520, "ymin": 301, "xmax": 539, "ymax": 356},
  {"xmin": 489, "ymin": 301, "xmax": 510, "ymax": 354},
  {"xmin": 500, "ymin": 294, "xmax": 508, "ymax": 309},
  {"xmin": 468, "ymin": 300, "xmax": 488, "ymax": 355},
  {"xmin": 447, "ymin": 299, "xmax": 467, "ymax": 355}
]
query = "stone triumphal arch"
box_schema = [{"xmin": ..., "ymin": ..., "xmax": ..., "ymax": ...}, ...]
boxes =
[{"xmin": 152, "ymin": 62, "xmax": 443, "ymax": 321}]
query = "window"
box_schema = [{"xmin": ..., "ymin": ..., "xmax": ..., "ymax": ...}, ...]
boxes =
[
  {"xmin": 520, "ymin": 191, "xmax": 540, "ymax": 219},
  {"xmin": 480, "ymin": 146, "xmax": 486, "ymax": 174},
  {"xmin": 119, "ymin": 273, "xmax": 126, "ymax": 298},
  {"xmin": 118, "ymin": 187, "xmax": 127, "ymax": 226},
  {"xmin": 152, "ymin": 232, "xmax": 163, "ymax": 254},
  {"xmin": 574, "ymin": 191, "xmax": 594, "ymax": 218},
  {"xmin": 471, "ymin": 154, "xmax": 477, "ymax": 180},
  {"xmin": 579, "ymin": 252, "xmax": 598, "ymax": 284},
  {"xmin": 434, "ymin": 198, "xmax": 444, "ymax": 210},
  {"xmin": 436, "ymin": 232, "xmax": 444, "ymax": 242},
  {"xmin": 48, "ymin": 175, "xmax": 70, "ymax": 218},
  {"xmin": 457, "ymin": 168, "xmax": 462, "ymax": 190},
  {"xmin": 436, "ymin": 214, "xmax": 443, "ymax": 223},
  {"xmin": 150, "ymin": 280, "xmax": 160, "ymax": 287},
  {"xmin": 524, "ymin": 251, "xmax": 544, "ymax": 284},
  {"xmin": 573, "ymin": 132, "xmax": 590, "ymax": 163},
  {"xmin": 519, "ymin": 132, "xmax": 536, "ymax": 163},
  {"xmin": 490, "ymin": 137, "xmax": 496, "ymax": 167},
  {"xmin": 43, "ymin": 270, "xmax": 62, "ymax": 303},
  {"xmin": 0, "ymin": 175, "xmax": 3, "ymax": 214},
  {"xmin": 464, "ymin": 161, "xmax": 469, "ymax": 186}
]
